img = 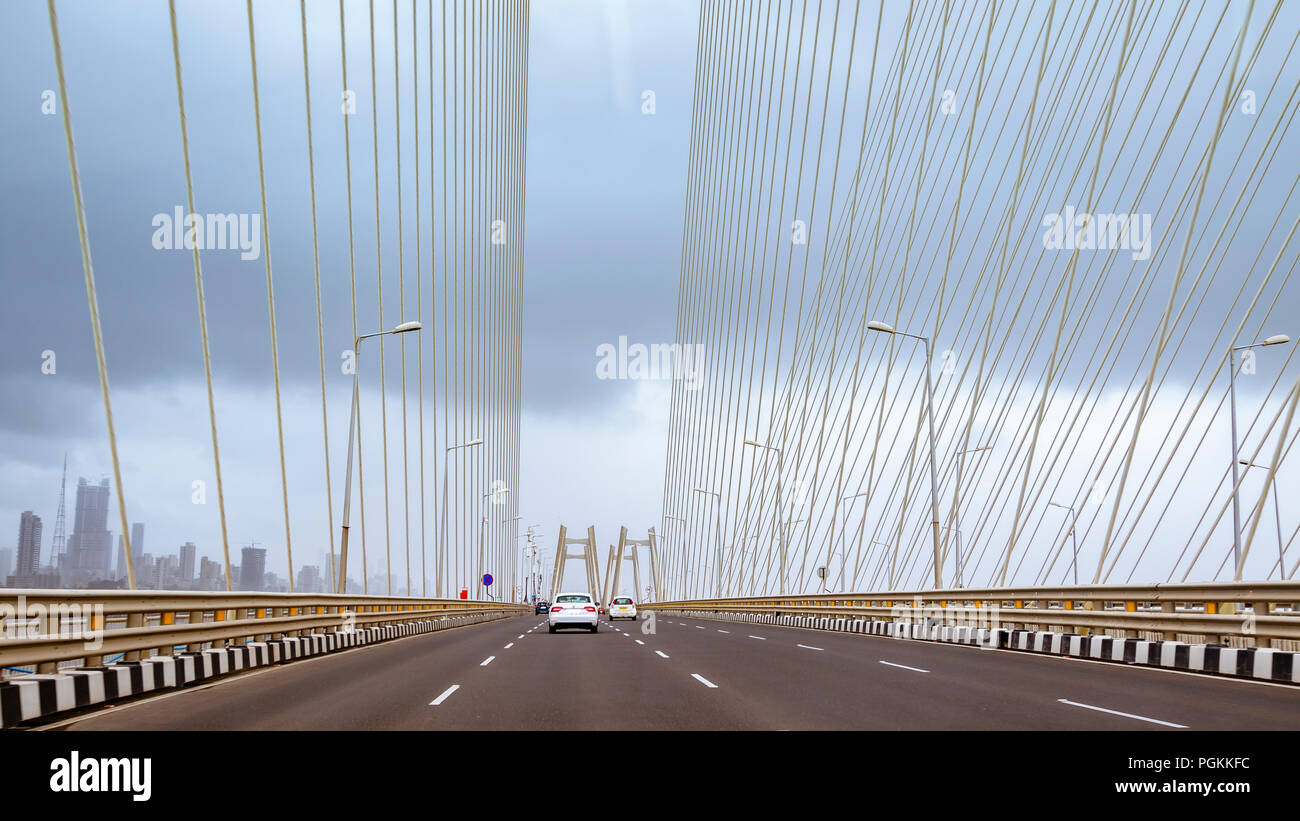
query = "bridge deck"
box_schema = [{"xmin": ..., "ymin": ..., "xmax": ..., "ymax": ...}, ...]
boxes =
[{"xmin": 48, "ymin": 615, "xmax": 1300, "ymax": 731}]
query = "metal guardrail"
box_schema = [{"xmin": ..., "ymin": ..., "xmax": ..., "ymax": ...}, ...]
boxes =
[
  {"xmin": 0, "ymin": 589, "xmax": 529, "ymax": 672},
  {"xmin": 643, "ymin": 581, "xmax": 1300, "ymax": 647}
]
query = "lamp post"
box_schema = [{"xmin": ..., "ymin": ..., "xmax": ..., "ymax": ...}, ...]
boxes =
[
  {"xmin": 337, "ymin": 320, "xmax": 422, "ymax": 594},
  {"xmin": 1239, "ymin": 459, "xmax": 1286, "ymax": 580},
  {"xmin": 478, "ymin": 487, "xmax": 509, "ymax": 599},
  {"xmin": 951, "ymin": 443, "xmax": 992, "ymax": 587},
  {"xmin": 868, "ymin": 320, "xmax": 943, "ymax": 588},
  {"xmin": 665, "ymin": 513, "xmax": 686, "ymax": 599},
  {"xmin": 1228, "ymin": 333, "xmax": 1290, "ymax": 576},
  {"xmin": 438, "ymin": 437, "xmax": 483, "ymax": 597},
  {"xmin": 744, "ymin": 439, "xmax": 786, "ymax": 594},
  {"xmin": 693, "ymin": 488, "xmax": 722, "ymax": 597},
  {"xmin": 1048, "ymin": 501, "xmax": 1078, "ymax": 585},
  {"xmin": 836, "ymin": 492, "xmax": 868, "ymax": 592}
]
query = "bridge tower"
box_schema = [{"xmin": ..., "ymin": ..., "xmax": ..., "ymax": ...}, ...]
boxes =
[
  {"xmin": 604, "ymin": 526, "xmax": 663, "ymax": 604},
  {"xmin": 550, "ymin": 525, "xmax": 601, "ymax": 601}
]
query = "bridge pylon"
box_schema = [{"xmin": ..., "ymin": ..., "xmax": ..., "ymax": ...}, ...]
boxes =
[
  {"xmin": 551, "ymin": 525, "xmax": 601, "ymax": 601},
  {"xmin": 605, "ymin": 526, "xmax": 662, "ymax": 604}
]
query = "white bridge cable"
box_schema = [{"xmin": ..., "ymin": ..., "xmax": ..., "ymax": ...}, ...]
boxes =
[{"xmin": 666, "ymin": 0, "xmax": 1299, "ymax": 596}]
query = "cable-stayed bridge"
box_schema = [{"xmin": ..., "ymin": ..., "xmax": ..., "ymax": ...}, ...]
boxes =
[{"xmin": 1, "ymin": 0, "xmax": 1299, "ymax": 735}]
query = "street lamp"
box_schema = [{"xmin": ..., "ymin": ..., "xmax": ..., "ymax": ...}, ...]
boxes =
[
  {"xmin": 665, "ymin": 513, "xmax": 686, "ymax": 599},
  {"xmin": 836, "ymin": 492, "xmax": 868, "ymax": 591},
  {"xmin": 337, "ymin": 320, "xmax": 422, "ymax": 593},
  {"xmin": 868, "ymin": 319, "xmax": 944, "ymax": 588},
  {"xmin": 1228, "ymin": 333, "xmax": 1290, "ymax": 577},
  {"xmin": 951, "ymin": 443, "xmax": 992, "ymax": 587},
  {"xmin": 1048, "ymin": 501, "xmax": 1078, "ymax": 585},
  {"xmin": 693, "ymin": 488, "xmax": 722, "ymax": 597},
  {"xmin": 437, "ymin": 437, "xmax": 483, "ymax": 596},
  {"xmin": 744, "ymin": 438, "xmax": 787, "ymax": 594},
  {"xmin": 478, "ymin": 487, "xmax": 509, "ymax": 599},
  {"xmin": 1239, "ymin": 459, "xmax": 1286, "ymax": 580}
]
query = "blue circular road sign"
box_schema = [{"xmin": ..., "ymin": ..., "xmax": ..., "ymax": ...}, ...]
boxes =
[{"xmin": 482, "ymin": 573, "xmax": 494, "ymax": 587}]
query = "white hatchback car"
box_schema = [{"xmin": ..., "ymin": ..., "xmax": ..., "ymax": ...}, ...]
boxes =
[
  {"xmin": 549, "ymin": 592, "xmax": 599, "ymax": 633},
  {"xmin": 609, "ymin": 596, "xmax": 637, "ymax": 620}
]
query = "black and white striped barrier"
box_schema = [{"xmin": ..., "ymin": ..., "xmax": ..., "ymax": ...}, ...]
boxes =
[
  {"xmin": 660, "ymin": 609, "xmax": 1300, "ymax": 686},
  {"xmin": 0, "ymin": 612, "xmax": 506, "ymax": 728}
]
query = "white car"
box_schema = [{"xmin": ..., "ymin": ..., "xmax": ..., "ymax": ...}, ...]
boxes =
[
  {"xmin": 609, "ymin": 596, "xmax": 637, "ymax": 620},
  {"xmin": 549, "ymin": 592, "xmax": 599, "ymax": 633}
]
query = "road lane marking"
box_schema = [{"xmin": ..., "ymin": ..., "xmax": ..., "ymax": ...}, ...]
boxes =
[
  {"xmin": 429, "ymin": 685, "xmax": 460, "ymax": 706},
  {"xmin": 718, "ymin": 630, "xmax": 729, "ymax": 633},
  {"xmin": 879, "ymin": 661, "xmax": 929, "ymax": 673},
  {"xmin": 655, "ymin": 650, "xmax": 669, "ymax": 659},
  {"xmin": 504, "ymin": 643, "xmax": 514, "ymax": 649},
  {"xmin": 480, "ymin": 656, "xmax": 496, "ymax": 667},
  {"xmin": 635, "ymin": 640, "xmax": 645, "ymax": 645},
  {"xmin": 797, "ymin": 644, "xmax": 824, "ymax": 651},
  {"xmin": 1057, "ymin": 699, "xmax": 1188, "ymax": 728},
  {"xmin": 517, "ymin": 635, "xmax": 524, "ymax": 639},
  {"xmin": 748, "ymin": 635, "xmax": 766, "ymax": 640},
  {"xmin": 695, "ymin": 626, "xmax": 705, "ymax": 630},
  {"xmin": 691, "ymin": 674, "xmax": 718, "ymax": 688}
]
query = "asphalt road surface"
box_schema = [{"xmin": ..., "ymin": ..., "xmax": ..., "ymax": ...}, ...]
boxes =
[{"xmin": 47, "ymin": 614, "xmax": 1300, "ymax": 730}]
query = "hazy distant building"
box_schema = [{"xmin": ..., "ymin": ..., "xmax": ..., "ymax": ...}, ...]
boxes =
[
  {"xmin": 178, "ymin": 542, "xmax": 196, "ymax": 587},
  {"xmin": 65, "ymin": 478, "xmax": 112, "ymax": 584},
  {"xmin": 198, "ymin": 557, "xmax": 224, "ymax": 590},
  {"xmin": 239, "ymin": 547, "xmax": 266, "ymax": 591},
  {"xmin": 115, "ymin": 535, "xmax": 127, "ymax": 581},
  {"xmin": 297, "ymin": 564, "xmax": 323, "ymax": 593},
  {"xmin": 0, "ymin": 548, "xmax": 13, "ymax": 580},
  {"xmin": 16, "ymin": 511, "xmax": 42, "ymax": 577}
]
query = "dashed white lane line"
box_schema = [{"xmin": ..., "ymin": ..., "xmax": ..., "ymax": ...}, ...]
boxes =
[
  {"xmin": 797, "ymin": 644, "xmax": 824, "ymax": 651},
  {"xmin": 655, "ymin": 650, "xmax": 670, "ymax": 659},
  {"xmin": 748, "ymin": 635, "xmax": 766, "ymax": 640},
  {"xmin": 635, "ymin": 640, "xmax": 645, "ymax": 645},
  {"xmin": 1057, "ymin": 699, "xmax": 1188, "ymax": 728},
  {"xmin": 695, "ymin": 626, "xmax": 705, "ymax": 630},
  {"xmin": 517, "ymin": 635, "xmax": 525, "ymax": 639},
  {"xmin": 429, "ymin": 684, "xmax": 460, "ymax": 706},
  {"xmin": 480, "ymin": 656, "xmax": 496, "ymax": 667},
  {"xmin": 718, "ymin": 630, "xmax": 730, "ymax": 633},
  {"xmin": 504, "ymin": 643, "xmax": 514, "ymax": 649},
  {"xmin": 691, "ymin": 674, "xmax": 718, "ymax": 688},
  {"xmin": 879, "ymin": 660, "xmax": 929, "ymax": 673}
]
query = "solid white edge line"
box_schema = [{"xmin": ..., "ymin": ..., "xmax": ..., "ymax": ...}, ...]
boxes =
[
  {"xmin": 691, "ymin": 673, "xmax": 718, "ymax": 688},
  {"xmin": 655, "ymin": 650, "xmax": 669, "ymax": 658},
  {"xmin": 429, "ymin": 684, "xmax": 460, "ymax": 706},
  {"xmin": 879, "ymin": 660, "xmax": 929, "ymax": 673},
  {"xmin": 480, "ymin": 656, "xmax": 495, "ymax": 667},
  {"xmin": 1057, "ymin": 698, "xmax": 1188, "ymax": 728}
]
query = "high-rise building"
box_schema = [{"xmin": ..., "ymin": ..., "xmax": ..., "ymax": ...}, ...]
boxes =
[
  {"xmin": 130, "ymin": 522, "xmax": 144, "ymax": 560},
  {"xmin": 198, "ymin": 556, "xmax": 223, "ymax": 590},
  {"xmin": 238, "ymin": 546, "xmax": 265, "ymax": 591},
  {"xmin": 178, "ymin": 542, "xmax": 196, "ymax": 587},
  {"xmin": 16, "ymin": 512, "xmax": 42, "ymax": 577},
  {"xmin": 65, "ymin": 478, "xmax": 112, "ymax": 583},
  {"xmin": 297, "ymin": 564, "xmax": 322, "ymax": 593},
  {"xmin": 0, "ymin": 548, "xmax": 14, "ymax": 580}
]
